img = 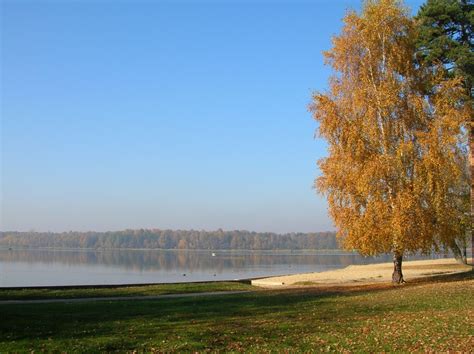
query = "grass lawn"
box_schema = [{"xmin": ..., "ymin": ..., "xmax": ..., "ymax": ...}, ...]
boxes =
[
  {"xmin": 0, "ymin": 272, "xmax": 472, "ymax": 352},
  {"xmin": 0, "ymin": 281, "xmax": 254, "ymax": 301}
]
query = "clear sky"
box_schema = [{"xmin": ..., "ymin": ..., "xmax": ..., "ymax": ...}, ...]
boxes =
[{"xmin": 1, "ymin": 0, "xmax": 424, "ymax": 233}]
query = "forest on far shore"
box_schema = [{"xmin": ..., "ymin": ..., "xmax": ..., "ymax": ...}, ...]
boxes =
[{"xmin": 0, "ymin": 229, "xmax": 339, "ymax": 250}]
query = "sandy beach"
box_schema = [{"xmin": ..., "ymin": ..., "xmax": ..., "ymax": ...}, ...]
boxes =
[{"xmin": 251, "ymin": 257, "xmax": 473, "ymax": 288}]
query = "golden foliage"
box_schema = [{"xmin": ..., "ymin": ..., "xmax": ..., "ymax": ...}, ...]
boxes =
[{"xmin": 311, "ymin": 0, "xmax": 471, "ymax": 256}]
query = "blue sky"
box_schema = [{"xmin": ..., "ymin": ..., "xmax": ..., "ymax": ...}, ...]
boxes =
[{"xmin": 1, "ymin": 0, "xmax": 424, "ymax": 233}]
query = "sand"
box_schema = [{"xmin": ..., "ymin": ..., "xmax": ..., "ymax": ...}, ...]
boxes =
[{"xmin": 251, "ymin": 258, "xmax": 473, "ymax": 288}]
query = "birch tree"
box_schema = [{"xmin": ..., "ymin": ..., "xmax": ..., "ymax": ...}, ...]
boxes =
[
  {"xmin": 311, "ymin": 0, "xmax": 471, "ymax": 283},
  {"xmin": 415, "ymin": 0, "xmax": 473, "ymax": 263}
]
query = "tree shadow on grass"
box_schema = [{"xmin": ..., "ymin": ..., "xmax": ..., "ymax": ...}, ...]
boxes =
[{"xmin": 0, "ymin": 270, "xmax": 472, "ymax": 351}]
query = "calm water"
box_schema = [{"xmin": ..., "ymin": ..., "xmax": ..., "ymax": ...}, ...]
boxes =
[{"xmin": 0, "ymin": 248, "xmax": 434, "ymax": 287}]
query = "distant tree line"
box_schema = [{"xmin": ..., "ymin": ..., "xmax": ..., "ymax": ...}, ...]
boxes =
[{"xmin": 0, "ymin": 229, "xmax": 339, "ymax": 250}]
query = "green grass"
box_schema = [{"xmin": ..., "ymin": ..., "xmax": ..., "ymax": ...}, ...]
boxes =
[
  {"xmin": 1, "ymin": 272, "xmax": 472, "ymax": 352},
  {"xmin": 0, "ymin": 281, "xmax": 254, "ymax": 301}
]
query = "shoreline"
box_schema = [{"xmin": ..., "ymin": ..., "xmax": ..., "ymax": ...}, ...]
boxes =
[
  {"xmin": 0, "ymin": 255, "xmax": 470, "ymax": 290},
  {"xmin": 0, "ymin": 246, "xmax": 357, "ymax": 254},
  {"xmin": 251, "ymin": 258, "xmax": 473, "ymax": 288}
]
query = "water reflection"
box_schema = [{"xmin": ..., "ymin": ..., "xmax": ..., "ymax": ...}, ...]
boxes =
[
  {"xmin": 0, "ymin": 249, "xmax": 393, "ymax": 270},
  {"xmin": 0, "ymin": 248, "xmax": 433, "ymax": 287}
]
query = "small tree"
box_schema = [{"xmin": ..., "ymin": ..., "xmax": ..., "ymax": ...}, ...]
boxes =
[{"xmin": 311, "ymin": 0, "xmax": 471, "ymax": 283}]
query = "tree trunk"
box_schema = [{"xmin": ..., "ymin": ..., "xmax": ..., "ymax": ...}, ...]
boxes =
[
  {"xmin": 450, "ymin": 239, "xmax": 467, "ymax": 264},
  {"xmin": 392, "ymin": 252, "xmax": 405, "ymax": 284},
  {"xmin": 466, "ymin": 117, "xmax": 474, "ymax": 263}
]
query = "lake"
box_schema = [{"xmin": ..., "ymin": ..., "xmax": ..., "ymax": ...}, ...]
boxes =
[{"xmin": 0, "ymin": 248, "xmax": 437, "ymax": 287}]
